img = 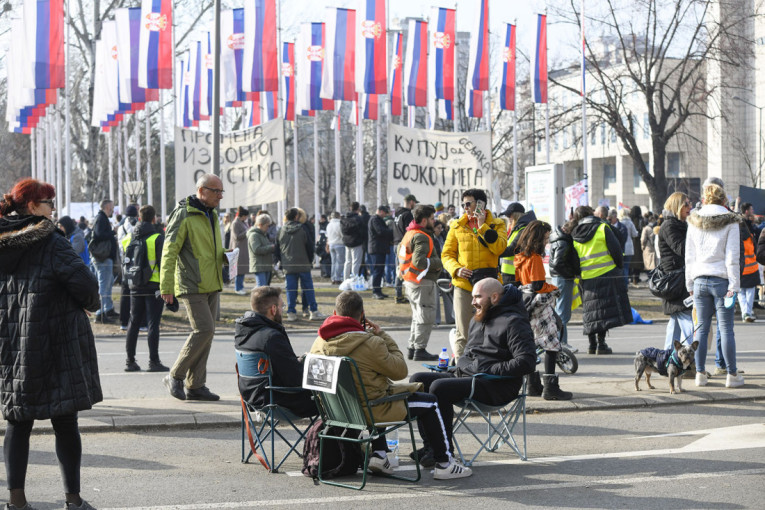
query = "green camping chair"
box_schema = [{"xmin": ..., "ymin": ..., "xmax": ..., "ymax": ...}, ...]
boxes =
[{"xmin": 308, "ymin": 356, "xmax": 421, "ymax": 490}]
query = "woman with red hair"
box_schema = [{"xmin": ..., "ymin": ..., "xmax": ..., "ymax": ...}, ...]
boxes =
[{"xmin": 0, "ymin": 179, "xmax": 101, "ymax": 510}]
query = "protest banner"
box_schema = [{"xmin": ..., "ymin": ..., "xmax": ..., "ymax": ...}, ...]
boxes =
[
  {"xmin": 174, "ymin": 118, "xmax": 286, "ymax": 209},
  {"xmin": 387, "ymin": 123, "xmax": 492, "ymax": 206},
  {"xmin": 564, "ymin": 180, "xmax": 588, "ymax": 214}
]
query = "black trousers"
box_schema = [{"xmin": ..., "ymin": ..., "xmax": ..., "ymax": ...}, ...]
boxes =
[
  {"xmin": 126, "ymin": 290, "xmax": 164, "ymax": 363},
  {"xmin": 370, "ymin": 253, "xmax": 387, "ymax": 294},
  {"xmin": 119, "ymin": 281, "xmax": 131, "ymax": 327},
  {"xmin": 4, "ymin": 413, "xmax": 81, "ymax": 493}
]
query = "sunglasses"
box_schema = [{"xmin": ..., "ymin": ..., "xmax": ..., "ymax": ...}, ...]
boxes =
[
  {"xmin": 462, "ymin": 202, "xmax": 474, "ymax": 209},
  {"xmin": 39, "ymin": 199, "xmax": 56, "ymax": 208}
]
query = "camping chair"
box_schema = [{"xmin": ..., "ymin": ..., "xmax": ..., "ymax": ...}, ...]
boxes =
[
  {"xmin": 451, "ymin": 374, "xmax": 527, "ymax": 466},
  {"xmin": 308, "ymin": 356, "xmax": 421, "ymax": 490},
  {"xmin": 235, "ymin": 350, "xmax": 318, "ymax": 473}
]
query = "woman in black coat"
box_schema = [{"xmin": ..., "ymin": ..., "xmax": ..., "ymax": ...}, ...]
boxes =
[
  {"xmin": 0, "ymin": 179, "xmax": 101, "ymax": 510},
  {"xmin": 658, "ymin": 192, "xmax": 694, "ymax": 350}
]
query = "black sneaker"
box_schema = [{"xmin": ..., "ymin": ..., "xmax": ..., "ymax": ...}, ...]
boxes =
[
  {"xmin": 147, "ymin": 361, "xmax": 170, "ymax": 372},
  {"xmin": 124, "ymin": 360, "xmax": 141, "ymax": 372},
  {"xmin": 185, "ymin": 386, "xmax": 220, "ymax": 401},
  {"xmin": 95, "ymin": 314, "xmax": 114, "ymax": 324},
  {"xmin": 407, "ymin": 348, "xmax": 415, "ymax": 360},
  {"xmin": 163, "ymin": 375, "xmax": 186, "ymax": 400},
  {"xmin": 409, "ymin": 447, "xmax": 436, "ymax": 468},
  {"xmin": 105, "ymin": 309, "xmax": 119, "ymax": 319},
  {"xmin": 413, "ymin": 349, "xmax": 439, "ymax": 361},
  {"xmin": 394, "ymin": 297, "xmax": 409, "ymax": 304}
]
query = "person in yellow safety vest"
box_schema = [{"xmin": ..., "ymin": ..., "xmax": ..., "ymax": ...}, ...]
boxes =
[
  {"xmin": 737, "ymin": 217, "xmax": 759, "ymax": 322},
  {"xmin": 499, "ymin": 203, "xmax": 536, "ymax": 286},
  {"xmin": 122, "ymin": 205, "xmax": 169, "ymax": 373},
  {"xmin": 398, "ymin": 204, "xmax": 443, "ymax": 361},
  {"xmin": 569, "ymin": 205, "xmax": 632, "ymax": 355}
]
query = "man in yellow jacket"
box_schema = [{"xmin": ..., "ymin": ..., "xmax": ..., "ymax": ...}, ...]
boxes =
[{"xmin": 441, "ymin": 189, "xmax": 507, "ymax": 358}]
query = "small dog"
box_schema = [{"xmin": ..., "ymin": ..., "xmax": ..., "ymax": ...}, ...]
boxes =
[{"xmin": 634, "ymin": 340, "xmax": 699, "ymax": 394}]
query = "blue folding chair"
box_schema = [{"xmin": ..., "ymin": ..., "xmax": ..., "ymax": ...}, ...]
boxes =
[
  {"xmin": 235, "ymin": 350, "xmax": 318, "ymax": 473},
  {"xmin": 451, "ymin": 374, "xmax": 527, "ymax": 466}
]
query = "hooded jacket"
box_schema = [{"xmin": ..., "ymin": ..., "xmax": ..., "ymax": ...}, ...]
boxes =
[
  {"xmin": 368, "ymin": 214, "xmax": 393, "ymax": 255},
  {"xmin": 326, "ymin": 218, "xmax": 344, "ymax": 246},
  {"xmin": 685, "ymin": 205, "xmax": 741, "ymax": 293},
  {"xmin": 91, "ymin": 209, "xmax": 117, "ymax": 261},
  {"xmin": 404, "ymin": 221, "xmax": 443, "ymax": 281},
  {"xmin": 160, "ymin": 196, "xmax": 225, "ymax": 297},
  {"xmin": 310, "ymin": 316, "xmax": 409, "ymax": 423},
  {"xmin": 501, "ymin": 210, "xmax": 537, "ymax": 258},
  {"xmin": 548, "ymin": 225, "xmax": 577, "ymax": 279},
  {"xmin": 0, "ymin": 215, "xmax": 102, "ymax": 421},
  {"xmin": 277, "ymin": 220, "xmax": 313, "ymax": 274},
  {"xmin": 393, "ymin": 206, "xmax": 413, "ymax": 244},
  {"xmin": 247, "ymin": 227, "xmax": 275, "ymax": 274},
  {"xmin": 340, "ymin": 212, "xmax": 365, "ymax": 247},
  {"xmin": 658, "ymin": 214, "xmax": 690, "ymax": 315}
]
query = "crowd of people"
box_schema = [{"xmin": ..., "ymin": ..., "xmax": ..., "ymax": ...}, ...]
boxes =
[{"xmin": 2, "ymin": 173, "xmax": 764, "ymax": 505}]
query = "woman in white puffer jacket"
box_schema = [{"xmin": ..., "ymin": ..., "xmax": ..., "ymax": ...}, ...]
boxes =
[{"xmin": 685, "ymin": 184, "xmax": 744, "ymax": 388}]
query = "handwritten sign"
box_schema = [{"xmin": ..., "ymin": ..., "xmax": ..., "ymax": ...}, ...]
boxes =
[
  {"xmin": 387, "ymin": 123, "xmax": 492, "ymax": 206},
  {"xmin": 174, "ymin": 118, "xmax": 286, "ymax": 208}
]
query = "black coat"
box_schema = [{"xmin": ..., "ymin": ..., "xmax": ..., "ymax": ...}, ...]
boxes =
[
  {"xmin": 393, "ymin": 207, "xmax": 413, "ymax": 244},
  {"xmin": 740, "ymin": 224, "xmax": 760, "ymax": 289},
  {"xmin": 91, "ymin": 209, "xmax": 117, "ymax": 261},
  {"xmin": 234, "ymin": 311, "xmax": 314, "ymax": 415},
  {"xmin": 571, "ymin": 216, "xmax": 631, "ymax": 335},
  {"xmin": 758, "ymin": 228, "xmax": 765, "ymax": 265},
  {"xmin": 367, "ymin": 215, "xmax": 393, "ymax": 255},
  {"xmin": 658, "ymin": 216, "xmax": 690, "ymax": 315},
  {"xmin": 0, "ymin": 215, "xmax": 102, "ymax": 421},
  {"xmin": 340, "ymin": 213, "xmax": 365, "ymax": 247},
  {"xmin": 457, "ymin": 284, "xmax": 536, "ymax": 403},
  {"xmin": 501, "ymin": 210, "xmax": 537, "ymax": 258},
  {"xmin": 548, "ymin": 225, "xmax": 577, "ymax": 278}
]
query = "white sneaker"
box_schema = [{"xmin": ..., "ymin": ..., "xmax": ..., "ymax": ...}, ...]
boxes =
[
  {"xmin": 726, "ymin": 372, "xmax": 745, "ymax": 388},
  {"xmin": 235, "ymin": 289, "xmax": 248, "ymax": 295},
  {"xmin": 367, "ymin": 453, "xmax": 394, "ymax": 475},
  {"xmin": 433, "ymin": 459, "xmax": 473, "ymax": 480},
  {"xmin": 695, "ymin": 372, "xmax": 708, "ymax": 387},
  {"xmin": 286, "ymin": 312, "xmax": 298, "ymax": 322},
  {"xmin": 309, "ymin": 310, "xmax": 327, "ymax": 321}
]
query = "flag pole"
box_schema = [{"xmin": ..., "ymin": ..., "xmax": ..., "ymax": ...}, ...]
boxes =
[
  {"xmin": 30, "ymin": 129, "xmax": 36, "ymax": 179},
  {"xmin": 294, "ymin": 117, "xmax": 300, "ymax": 208},
  {"xmin": 46, "ymin": 113, "xmax": 52, "ymax": 185},
  {"xmin": 376, "ymin": 99, "xmax": 382, "ymax": 207},
  {"xmin": 160, "ymin": 89, "xmax": 167, "ymax": 220},
  {"xmin": 135, "ymin": 115, "xmax": 141, "ymax": 185},
  {"xmin": 334, "ymin": 105, "xmax": 341, "ymax": 211},
  {"xmin": 55, "ymin": 106, "xmax": 63, "ymax": 213},
  {"xmin": 316, "ymin": 116, "xmax": 322, "ymax": 221},
  {"xmin": 65, "ymin": 0, "xmax": 71, "ymax": 212},
  {"xmin": 108, "ymin": 129, "xmax": 114, "ymax": 204},
  {"xmin": 278, "ymin": 0, "xmax": 287, "ymax": 214},
  {"xmin": 357, "ymin": 95, "xmax": 364, "ymax": 204},
  {"xmin": 512, "ymin": 19, "xmax": 518, "ymax": 201},
  {"xmin": 146, "ymin": 108, "xmax": 153, "ymax": 207},
  {"xmin": 212, "ymin": 0, "xmax": 222, "ymax": 176},
  {"xmin": 122, "ymin": 120, "xmax": 129, "ymax": 211},
  {"xmin": 581, "ymin": 0, "xmax": 589, "ymax": 206},
  {"xmin": 544, "ymin": 9, "xmax": 550, "ymax": 165}
]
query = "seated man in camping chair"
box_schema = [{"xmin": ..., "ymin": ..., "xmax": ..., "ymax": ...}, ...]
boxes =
[
  {"xmin": 235, "ymin": 286, "xmax": 316, "ymax": 418},
  {"xmin": 409, "ymin": 278, "xmax": 537, "ymax": 465},
  {"xmin": 310, "ymin": 290, "xmax": 473, "ymax": 480}
]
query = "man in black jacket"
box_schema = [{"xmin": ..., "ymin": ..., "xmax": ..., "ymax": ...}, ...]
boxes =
[
  {"xmin": 409, "ymin": 278, "xmax": 536, "ymax": 464},
  {"xmin": 91, "ymin": 199, "xmax": 118, "ymax": 323},
  {"xmin": 234, "ymin": 287, "xmax": 316, "ymax": 417},
  {"xmin": 341, "ymin": 202, "xmax": 366, "ymax": 280},
  {"xmin": 392, "ymin": 194, "xmax": 418, "ymax": 303},
  {"xmin": 368, "ymin": 205, "xmax": 393, "ymax": 299}
]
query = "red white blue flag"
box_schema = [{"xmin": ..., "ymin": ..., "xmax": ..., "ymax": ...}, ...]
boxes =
[
  {"xmin": 321, "ymin": 7, "xmax": 356, "ymax": 101},
  {"xmin": 138, "ymin": 0, "xmax": 173, "ymax": 89},
  {"xmin": 467, "ymin": 89, "xmax": 483, "ymax": 118},
  {"xmin": 221, "ymin": 8, "xmax": 247, "ymax": 106},
  {"xmin": 248, "ymin": 94, "xmax": 261, "ymax": 127},
  {"xmin": 22, "ymin": 0, "xmax": 65, "ymax": 90},
  {"xmin": 296, "ymin": 22, "xmax": 334, "ymax": 113},
  {"xmin": 243, "ymin": 0, "xmax": 278, "ymax": 93},
  {"xmin": 350, "ymin": 92, "xmax": 378, "ymax": 124},
  {"xmin": 389, "ymin": 32, "xmax": 403, "ymax": 116},
  {"xmin": 500, "ymin": 23, "xmax": 516, "ymax": 111},
  {"xmin": 467, "ymin": 0, "xmax": 489, "ymax": 92},
  {"xmin": 429, "ymin": 7, "xmax": 455, "ymax": 102},
  {"xmin": 531, "ymin": 13, "xmax": 548, "ymax": 103},
  {"xmin": 116, "ymin": 8, "xmax": 158, "ymax": 111},
  {"xmin": 404, "ymin": 19, "xmax": 427, "ymax": 107},
  {"xmin": 282, "ymin": 41, "xmax": 295, "ymax": 121},
  {"xmin": 356, "ymin": 0, "xmax": 386, "ymax": 94},
  {"xmin": 263, "ymin": 91, "xmax": 278, "ymax": 121}
]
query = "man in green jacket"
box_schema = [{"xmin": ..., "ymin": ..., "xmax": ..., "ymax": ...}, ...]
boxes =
[{"xmin": 160, "ymin": 174, "xmax": 226, "ymax": 401}]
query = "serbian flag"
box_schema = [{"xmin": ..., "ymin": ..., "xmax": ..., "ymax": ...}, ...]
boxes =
[
  {"xmin": 467, "ymin": 89, "xmax": 483, "ymax": 118},
  {"xmin": 22, "ymin": 0, "xmax": 65, "ymax": 90},
  {"xmin": 429, "ymin": 7, "xmax": 455, "ymax": 102},
  {"xmin": 321, "ymin": 7, "xmax": 356, "ymax": 101},
  {"xmin": 248, "ymin": 95, "xmax": 261, "ymax": 126},
  {"xmin": 296, "ymin": 22, "xmax": 334, "ymax": 113},
  {"xmin": 199, "ymin": 32, "xmax": 214, "ymax": 119},
  {"xmin": 389, "ymin": 32, "xmax": 403, "ymax": 116},
  {"xmin": 101, "ymin": 20, "xmax": 121, "ymax": 123},
  {"xmin": 350, "ymin": 92, "xmax": 378, "ymax": 124},
  {"xmin": 356, "ymin": 0, "xmax": 386, "ymax": 94},
  {"xmin": 404, "ymin": 19, "xmax": 427, "ymax": 107},
  {"xmin": 242, "ymin": 0, "xmax": 278, "ymax": 92},
  {"xmin": 263, "ymin": 91, "xmax": 278, "ymax": 121},
  {"xmin": 138, "ymin": 0, "xmax": 173, "ymax": 89},
  {"xmin": 221, "ymin": 8, "xmax": 246, "ymax": 106},
  {"xmin": 467, "ymin": 0, "xmax": 489, "ymax": 92},
  {"xmin": 500, "ymin": 23, "xmax": 516, "ymax": 111},
  {"xmin": 116, "ymin": 8, "xmax": 158, "ymax": 110},
  {"xmin": 282, "ymin": 41, "xmax": 295, "ymax": 121},
  {"xmin": 531, "ymin": 13, "xmax": 548, "ymax": 103},
  {"xmin": 187, "ymin": 38, "xmax": 207, "ymax": 122}
]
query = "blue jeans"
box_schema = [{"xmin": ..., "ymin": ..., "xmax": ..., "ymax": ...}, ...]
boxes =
[
  {"xmin": 664, "ymin": 310, "xmax": 694, "ymax": 350},
  {"xmin": 552, "ymin": 277, "xmax": 574, "ymax": 345},
  {"xmin": 329, "ymin": 244, "xmax": 345, "ymax": 282},
  {"xmin": 370, "ymin": 253, "xmax": 387, "ymax": 294},
  {"xmin": 623, "ymin": 255, "xmax": 632, "ymax": 286},
  {"xmin": 285, "ymin": 271, "xmax": 317, "ymax": 314},
  {"xmin": 737, "ymin": 286, "xmax": 755, "ymax": 317},
  {"xmin": 693, "ymin": 276, "xmax": 736, "ymax": 374},
  {"xmin": 234, "ymin": 274, "xmax": 245, "ymax": 292},
  {"xmin": 254, "ymin": 271, "xmax": 270, "ymax": 287},
  {"xmin": 385, "ymin": 245, "xmax": 396, "ymax": 284},
  {"xmin": 92, "ymin": 258, "xmax": 114, "ymax": 315}
]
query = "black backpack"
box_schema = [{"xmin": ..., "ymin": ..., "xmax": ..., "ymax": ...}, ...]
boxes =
[
  {"xmin": 123, "ymin": 235, "xmax": 155, "ymax": 289},
  {"xmin": 301, "ymin": 418, "xmax": 363, "ymax": 479}
]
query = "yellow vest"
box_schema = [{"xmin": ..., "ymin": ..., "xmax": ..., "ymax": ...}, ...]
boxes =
[
  {"xmin": 573, "ymin": 223, "xmax": 616, "ymax": 280},
  {"xmin": 500, "ymin": 227, "xmax": 525, "ymax": 275},
  {"xmin": 122, "ymin": 232, "xmax": 161, "ymax": 283}
]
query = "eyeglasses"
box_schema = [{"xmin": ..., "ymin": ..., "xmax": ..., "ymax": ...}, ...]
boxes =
[
  {"xmin": 203, "ymin": 186, "xmax": 225, "ymax": 194},
  {"xmin": 462, "ymin": 202, "xmax": 474, "ymax": 209},
  {"xmin": 39, "ymin": 199, "xmax": 55, "ymax": 208}
]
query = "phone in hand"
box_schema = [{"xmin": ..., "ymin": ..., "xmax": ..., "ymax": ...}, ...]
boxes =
[
  {"xmin": 474, "ymin": 200, "xmax": 486, "ymax": 217},
  {"xmin": 361, "ymin": 314, "xmax": 367, "ymax": 329}
]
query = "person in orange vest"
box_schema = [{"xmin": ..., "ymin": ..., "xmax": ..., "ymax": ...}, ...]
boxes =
[
  {"xmin": 737, "ymin": 210, "xmax": 759, "ymax": 322},
  {"xmin": 399, "ymin": 204, "xmax": 443, "ymax": 361}
]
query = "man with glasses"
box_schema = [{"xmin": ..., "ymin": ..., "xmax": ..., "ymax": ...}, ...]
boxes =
[
  {"xmin": 160, "ymin": 174, "xmax": 226, "ymax": 401},
  {"xmin": 441, "ymin": 189, "xmax": 507, "ymax": 360}
]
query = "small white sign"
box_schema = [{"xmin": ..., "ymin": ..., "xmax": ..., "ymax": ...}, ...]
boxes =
[{"xmin": 302, "ymin": 354, "xmax": 342, "ymax": 394}]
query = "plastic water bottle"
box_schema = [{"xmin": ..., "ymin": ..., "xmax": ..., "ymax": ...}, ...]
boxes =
[
  {"xmin": 438, "ymin": 348, "xmax": 449, "ymax": 369},
  {"xmin": 386, "ymin": 429, "xmax": 399, "ymax": 468}
]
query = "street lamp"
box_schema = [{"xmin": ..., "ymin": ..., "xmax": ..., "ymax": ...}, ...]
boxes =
[{"xmin": 732, "ymin": 95, "xmax": 764, "ymax": 188}]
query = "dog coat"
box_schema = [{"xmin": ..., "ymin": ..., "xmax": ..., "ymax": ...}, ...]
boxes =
[{"xmin": 639, "ymin": 347, "xmax": 687, "ymax": 377}]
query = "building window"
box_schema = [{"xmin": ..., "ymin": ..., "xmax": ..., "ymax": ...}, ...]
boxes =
[
  {"xmin": 601, "ymin": 123, "xmax": 606, "ymax": 145},
  {"xmin": 591, "ymin": 125, "xmax": 596, "ymax": 146},
  {"xmin": 610, "ymin": 126, "xmax": 616, "ymax": 143},
  {"xmin": 563, "ymin": 127, "xmax": 569, "ymax": 149},
  {"xmin": 603, "ymin": 163, "xmax": 616, "ymax": 188},
  {"xmin": 667, "ymin": 153, "xmax": 680, "ymax": 178},
  {"xmin": 537, "ymin": 137, "xmax": 542, "ymax": 152},
  {"xmin": 634, "ymin": 161, "xmax": 649, "ymax": 188},
  {"xmin": 643, "ymin": 113, "xmax": 650, "ymax": 139},
  {"xmin": 572, "ymin": 123, "xmax": 577, "ymax": 147}
]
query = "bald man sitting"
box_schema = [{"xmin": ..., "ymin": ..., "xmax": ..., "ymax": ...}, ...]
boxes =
[{"xmin": 409, "ymin": 278, "xmax": 537, "ymax": 466}]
